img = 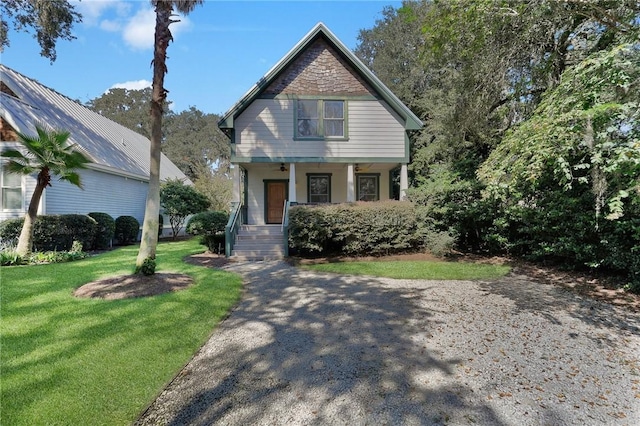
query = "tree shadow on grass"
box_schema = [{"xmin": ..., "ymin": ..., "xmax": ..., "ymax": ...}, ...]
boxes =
[{"xmin": 137, "ymin": 262, "xmax": 505, "ymax": 425}]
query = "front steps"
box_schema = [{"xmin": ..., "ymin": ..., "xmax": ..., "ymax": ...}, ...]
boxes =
[{"xmin": 231, "ymin": 225, "xmax": 285, "ymax": 261}]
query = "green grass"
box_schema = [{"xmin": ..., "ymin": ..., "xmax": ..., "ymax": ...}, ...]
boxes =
[
  {"xmin": 0, "ymin": 239, "xmax": 242, "ymax": 426},
  {"xmin": 300, "ymin": 259, "xmax": 511, "ymax": 280}
]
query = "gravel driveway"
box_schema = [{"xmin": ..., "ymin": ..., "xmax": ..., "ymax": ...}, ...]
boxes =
[{"xmin": 136, "ymin": 261, "xmax": 640, "ymax": 426}]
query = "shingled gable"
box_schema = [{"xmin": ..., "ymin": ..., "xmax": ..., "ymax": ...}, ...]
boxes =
[
  {"xmin": 218, "ymin": 22, "xmax": 422, "ymax": 131},
  {"xmin": 0, "ymin": 64, "xmax": 187, "ymax": 183}
]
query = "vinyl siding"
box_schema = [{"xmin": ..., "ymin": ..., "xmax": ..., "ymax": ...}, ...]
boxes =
[
  {"xmin": 44, "ymin": 168, "xmax": 149, "ymax": 224},
  {"xmin": 234, "ymin": 99, "xmax": 406, "ymax": 160}
]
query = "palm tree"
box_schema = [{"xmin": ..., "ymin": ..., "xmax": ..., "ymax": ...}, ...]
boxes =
[
  {"xmin": 136, "ymin": 0, "xmax": 203, "ymax": 272},
  {"xmin": 1, "ymin": 124, "xmax": 91, "ymax": 256}
]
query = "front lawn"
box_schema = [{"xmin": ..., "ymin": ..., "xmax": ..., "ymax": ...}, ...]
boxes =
[
  {"xmin": 0, "ymin": 239, "xmax": 242, "ymax": 426},
  {"xmin": 301, "ymin": 259, "xmax": 511, "ymax": 280}
]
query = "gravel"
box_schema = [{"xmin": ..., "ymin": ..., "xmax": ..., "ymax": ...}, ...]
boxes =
[{"xmin": 136, "ymin": 261, "xmax": 640, "ymax": 426}]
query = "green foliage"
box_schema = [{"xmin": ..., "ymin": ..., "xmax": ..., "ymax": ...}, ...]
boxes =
[
  {"xmin": 186, "ymin": 210, "xmax": 228, "ymax": 252},
  {"xmin": 87, "ymin": 212, "xmax": 115, "ymax": 250},
  {"xmin": 0, "ymin": 0, "xmax": 82, "ymax": 62},
  {"xmin": 136, "ymin": 256, "xmax": 156, "ymax": 276},
  {"xmin": 0, "ymin": 250, "xmax": 24, "ymax": 266},
  {"xmin": 288, "ymin": 201, "xmax": 434, "ymax": 256},
  {"xmin": 0, "ymin": 215, "xmax": 96, "ymax": 252},
  {"xmin": 1, "ymin": 239, "xmax": 242, "ymax": 425},
  {"xmin": 115, "ymin": 216, "xmax": 140, "ymax": 245},
  {"xmin": 160, "ymin": 179, "xmax": 211, "ymax": 239},
  {"xmin": 480, "ymin": 43, "xmax": 640, "ymax": 220},
  {"xmin": 0, "ymin": 218, "xmax": 23, "ymax": 247}
]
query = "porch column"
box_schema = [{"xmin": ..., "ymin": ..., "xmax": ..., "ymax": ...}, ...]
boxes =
[
  {"xmin": 231, "ymin": 163, "xmax": 241, "ymax": 203},
  {"xmin": 288, "ymin": 163, "xmax": 296, "ymax": 203},
  {"xmin": 347, "ymin": 163, "xmax": 355, "ymax": 202},
  {"xmin": 400, "ymin": 163, "xmax": 409, "ymax": 200}
]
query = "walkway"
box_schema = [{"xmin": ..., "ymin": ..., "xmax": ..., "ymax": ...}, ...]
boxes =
[{"xmin": 136, "ymin": 261, "xmax": 640, "ymax": 425}]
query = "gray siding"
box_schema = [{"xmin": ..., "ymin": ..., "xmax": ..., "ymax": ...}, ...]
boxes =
[
  {"xmin": 235, "ymin": 99, "xmax": 406, "ymax": 160},
  {"xmin": 44, "ymin": 168, "xmax": 149, "ymax": 224}
]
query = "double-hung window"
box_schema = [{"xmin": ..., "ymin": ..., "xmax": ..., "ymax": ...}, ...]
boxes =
[
  {"xmin": 307, "ymin": 173, "xmax": 331, "ymax": 203},
  {"xmin": 1, "ymin": 164, "xmax": 22, "ymax": 210},
  {"xmin": 296, "ymin": 99, "xmax": 345, "ymax": 139},
  {"xmin": 356, "ymin": 174, "xmax": 379, "ymax": 201}
]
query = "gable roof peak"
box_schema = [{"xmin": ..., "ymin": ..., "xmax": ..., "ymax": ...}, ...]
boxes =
[{"xmin": 219, "ymin": 22, "xmax": 422, "ymax": 131}]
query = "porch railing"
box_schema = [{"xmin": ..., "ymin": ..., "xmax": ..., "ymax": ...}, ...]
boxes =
[{"xmin": 225, "ymin": 201, "xmax": 242, "ymax": 257}]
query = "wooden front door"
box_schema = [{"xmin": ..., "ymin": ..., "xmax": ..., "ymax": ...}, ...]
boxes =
[{"xmin": 265, "ymin": 181, "xmax": 287, "ymax": 224}]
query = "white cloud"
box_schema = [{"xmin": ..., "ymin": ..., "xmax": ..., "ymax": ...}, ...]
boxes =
[
  {"xmin": 73, "ymin": 0, "xmax": 131, "ymax": 27},
  {"xmin": 100, "ymin": 19, "xmax": 121, "ymax": 32},
  {"xmin": 122, "ymin": 7, "xmax": 193, "ymax": 51},
  {"xmin": 108, "ymin": 80, "xmax": 152, "ymax": 92}
]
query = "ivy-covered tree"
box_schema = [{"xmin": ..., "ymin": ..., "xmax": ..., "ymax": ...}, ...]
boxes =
[
  {"xmin": 479, "ymin": 43, "xmax": 640, "ymax": 222},
  {"xmin": 160, "ymin": 178, "xmax": 210, "ymax": 240}
]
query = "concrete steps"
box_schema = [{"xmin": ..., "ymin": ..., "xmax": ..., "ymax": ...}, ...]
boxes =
[{"xmin": 231, "ymin": 225, "xmax": 285, "ymax": 261}]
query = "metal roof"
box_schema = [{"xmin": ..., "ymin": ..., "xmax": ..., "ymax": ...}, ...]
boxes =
[
  {"xmin": 218, "ymin": 22, "xmax": 423, "ymax": 131},
  {"xmin": 0, "ymin": 64, "xmax": 188, "ymax": 182}
]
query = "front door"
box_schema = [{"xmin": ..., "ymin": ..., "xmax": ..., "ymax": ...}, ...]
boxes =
[{"xmin": 265, "ymin": 181, "xmax": 287, "ymax": 224}]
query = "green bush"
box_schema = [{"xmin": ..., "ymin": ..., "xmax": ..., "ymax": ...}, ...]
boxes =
[
  {"xmin": 0, "ymin": 218, "xmax": 23, "ymax": 247},
  {"xmin": 114, "ymin": 216, "xmax": 140, "ymax": 245},
  {"xmin": 288, "ymin": 201, "xmax": 426, "ymax": 256},
  {"xmin": 88, "ymin": 212, "xmax": 115, "ymax": 250},
  {"xmin": 0, "ymin": 215, "xmax": 97, "ymax": 252},
  {"xmin": 186, "ymin": 211, "xmax": 228, "ymax": 252},
  {"xmin": 1, "ymin": 250, "xmax": 24, "ymax": 266},
  {"xmin": 136, "ymin": 256, "xmax": 156, "ymax": 276}
]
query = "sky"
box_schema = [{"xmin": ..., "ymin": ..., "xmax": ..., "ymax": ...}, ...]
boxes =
[{"xmin": 1, "ymin": 0, "xmax": 401, "ymax": 116}]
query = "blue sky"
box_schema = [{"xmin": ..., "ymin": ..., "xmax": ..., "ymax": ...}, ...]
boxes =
[{"xmin": 2, "ymin": 0, "xmax": 401, "ymax": 115}]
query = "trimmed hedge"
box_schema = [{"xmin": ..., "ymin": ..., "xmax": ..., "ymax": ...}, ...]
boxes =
[
  {"xmin": 186, "ymin": 211, "xmax": 228, "ymax": 252},
  {"xmin": 88, "ymin": 212, "xmax": 115, "ymax": 250},
  {"xmin": 288, "ymin": 201, "xmax": 428, "ymax": 256},
  {"xmin": 115, "ymin": 216, "xmax": 140, "ymax": 245},
  {"xmin": 0, "ymin": 215, "xmax": 97, "ymax": 252}
]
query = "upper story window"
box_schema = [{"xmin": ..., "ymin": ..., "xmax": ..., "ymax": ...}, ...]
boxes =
[
  {"xmin": 296, "ymin": 99, "xmax": 345, "ymax": 140},
  {"xmin": 1, "ymin": 164, "xmax": 22, "ymax": 211}
]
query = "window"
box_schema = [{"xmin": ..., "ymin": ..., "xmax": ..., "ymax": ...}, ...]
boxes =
[
  {"xmin": 307, "ymin": 174, "xmax": 331, "ymax": 203},
  {"xmin": 356, "ymin": 174, "xmax": 379, "ymax": 201},
  {"xmin": 1, "ymin": 164, "xmax": 22, "ymax": 210},
  {"xmin": 296, "ymin": 99, "xmax": 345, "ymax": 139}
]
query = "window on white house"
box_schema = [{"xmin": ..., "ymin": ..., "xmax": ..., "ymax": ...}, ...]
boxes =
[
  {"xmin": 1, "ymin": 164, "xmax": 22, "ymax": 210},
  {"xmin": 296, "ymin": 100, "xmax": 345, "ymax": 139},
  {"xmin": 307, "ymin": 174, "xmax": 331, "ymax": 203},
  {"xmin": 356, "ymin": 174, "xmax": 379, "ymax": 201}
]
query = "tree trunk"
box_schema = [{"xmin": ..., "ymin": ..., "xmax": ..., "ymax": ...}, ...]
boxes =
[
  {"xmin": 136, "ymin": 1, "xmax": 173, "ymax": 270},
  {"xmin": 16, "ymin": 172, "xmax": 47, "ymax": 256}
]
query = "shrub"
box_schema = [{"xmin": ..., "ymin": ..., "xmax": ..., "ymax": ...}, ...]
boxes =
[
  {"xmin": 161, "ymin": 179, "xmax": 211, "ymax": 239},
  {"xmin": 136, "ymin": 256, "xmax": 156, "ymax": 276},
  {"xmin": 0, "ymin": 215, "xmax": 97, "ymax": 252},
  {"xmin": 115, "ymin": 216, "xmax": 140, "ymax": 245},
  {"xmin": 0, "ymin": 218, "xmax": 23, "ymax": 247},
  {"xmin": 288, "ymin": 201, "xmax": 425, "ymax": 256},
  {"xmin": 0, "ymin": 250, "xmax": 24, "ymax": 266},
  {"xmin": 186, "ymin": 211, "xmax": 228, "ymax": 252},
  {"xmin": 88, "ymin": 212, "xmax": 115, "ymax": 250}
]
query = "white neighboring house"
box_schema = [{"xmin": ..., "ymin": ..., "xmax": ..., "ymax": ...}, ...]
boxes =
[{"xmin": 0, "ymin": 64, "xmax": 189, "ymax": 237}]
